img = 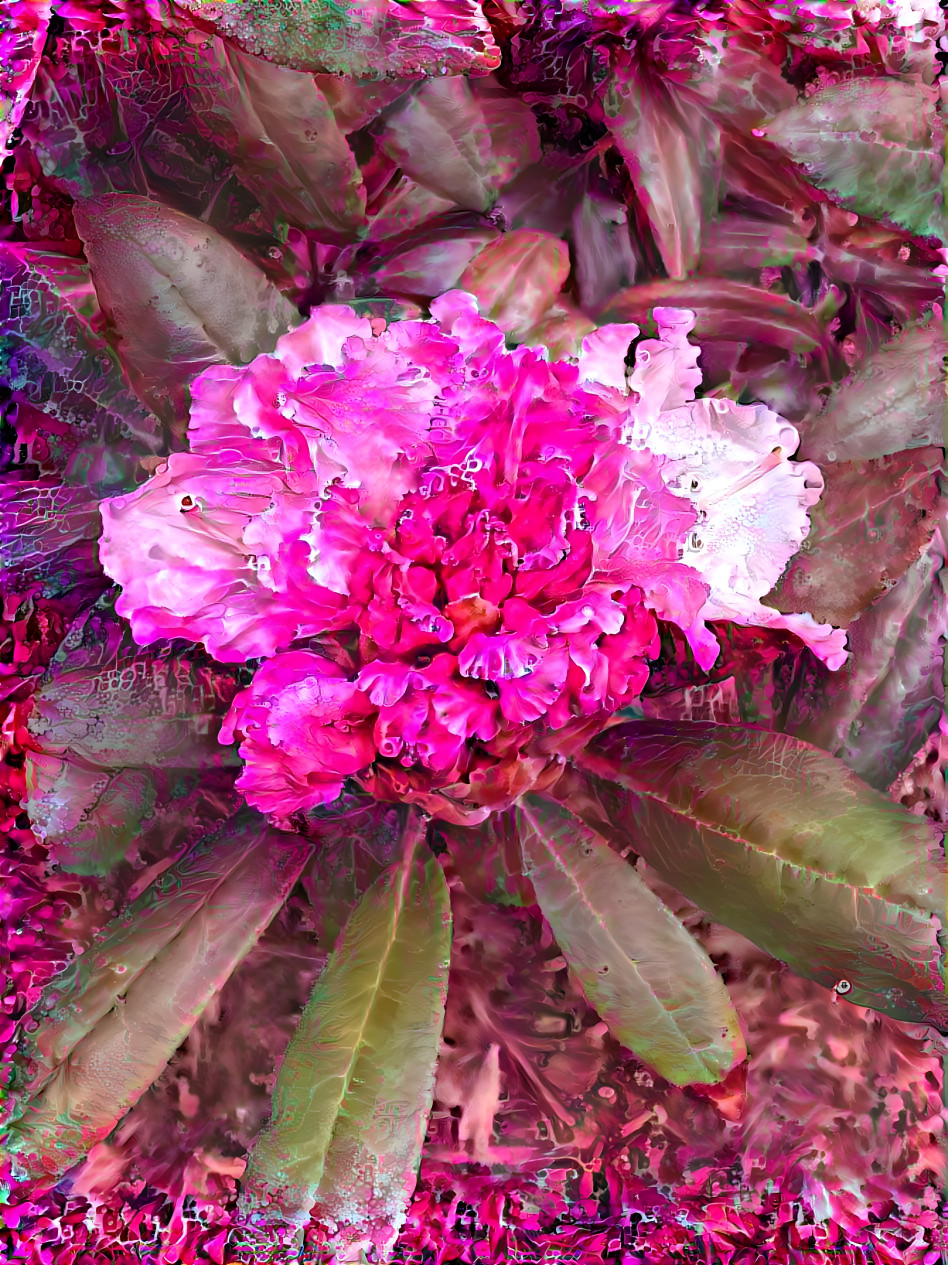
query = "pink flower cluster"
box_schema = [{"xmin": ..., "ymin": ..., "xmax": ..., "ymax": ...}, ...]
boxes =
[{"xmin": 99, "ymin": 294, "xmax": 844, "ymax": 823}]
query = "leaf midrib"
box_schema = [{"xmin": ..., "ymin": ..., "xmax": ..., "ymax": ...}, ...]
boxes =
[
  {"xmin": 523, "ymin": 806, "xmax": 714, "ymax": 1070},
  {"xmin": 314, "ymin": 839, "xmax": 417, "ymax": 1177}
]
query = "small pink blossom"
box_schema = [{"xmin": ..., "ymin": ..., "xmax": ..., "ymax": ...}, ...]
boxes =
[{"xmin": 100, "ymin": 293, "xmax": 843, "ymax": 822}]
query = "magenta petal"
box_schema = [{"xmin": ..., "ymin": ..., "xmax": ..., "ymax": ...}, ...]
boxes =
[
  {"xmin": 223, "ymin": 651, "xmax": 376, "ymax": 821},
  {"xmin": 99, "ymin": 291, "xmax": 844, "ymax": 814}
]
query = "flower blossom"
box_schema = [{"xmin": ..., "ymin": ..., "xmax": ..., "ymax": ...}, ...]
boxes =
[{"xmin": 99, "ymin": 292, "xmax": 845, "ymax": 823}]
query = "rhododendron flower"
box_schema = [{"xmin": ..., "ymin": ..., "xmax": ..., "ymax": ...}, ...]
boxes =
[{"xmin": 99, "ymin": 293, "xmax": 843, "ymax": 824}]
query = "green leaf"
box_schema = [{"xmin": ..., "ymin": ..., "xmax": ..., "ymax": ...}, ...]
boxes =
[
  {"xmin": 20, "ymin": 807, "xmax": 275, "ymax": 1091},
  {"xmin": 797, "ymin": 319, "xmax": 947, "ymax": 463},
  {"xmin": 782, "ymin": 525, "xmax": 948, "ymax": 791},
  {"xmin": 605, "ymin": 68, "xmax": 720, "ymax": 280},
  {"xmin": 174, "ymin": 0, "xmax": 499, "ymax": 79},
  {"xmin": 572, "ymin": 721, "xmax": 947, "ymax": 1028},
  {"xmin": 238, "ymin": 812, "xmax": 450, "ymax": 1260},
  {"xmin": 72, "ymin": 194, "xmax": 300, "ymax": 425},
  {"xmin": 761, "ymin": 78, "xmax": 945, "ymax": 240},
  {"xmin": 764, "ymin": 446, "xmax": 945, "ymax": 627},
  {"xmin": 7, "ymin": 818, "xmax": 309, "ymax": 1182},
  {"xmin": 0, "ymin": 246, "xmax": 160, "ymax": 471},
  {"xmin": 517, "ymin": 796, "xmax": 745, "ymax": 1087}
]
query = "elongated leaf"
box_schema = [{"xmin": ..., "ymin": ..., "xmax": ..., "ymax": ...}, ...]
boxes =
[
  {"xmin": 174, "ymin": 0, "xmax": 499, "ymax": 78},
  {"xmin": 377, "ymin": 77, "xmax": 494, "ymax": 212},
  {"xmin": 238, "ymin": 813, "xmax": 451, "ymax": 1259},
  {"xmin": 20, "ymin": 807, "xmax": 271, "ymax": 1090},
  {"xmin": 364, "ymin": 174, "xmax": 457, "ymax": 241},
  {"xmin": 369, "ymin": 227, "xmax": 499, "ymax": 301},
  {"xmin": 441, "ymin": 810, "xmax": 536, "ymax": 908},
  {"xmin": 761, "ymin": 78, "xmax": 944, "ymax": 240},
  {"xmin": 572, "ymin": 721, "xmax": 947, "ymax": 1028},
  {"xmin": 782, "ymin": 525, "xmax": 948, "ymax": 791},
  {"xmin": 315, "ymin": 74, "xmax": 413, "ymax": 133},
  {"xmin": 798, "ymin": 320, "xmax": 947, "ymax": 463},
  {"xmin": 765, "ymin": 447, "xmax": 945, "ymax": 626},
  {"xmin": 28, "ymin": 607, "xmax": 245, "ymax": 769},
  {"xmin": 458, "ymin": 230, "xmax": 570, "ymax": 341},
  {"xmin": 699, "ymin": 212, "xmax": 812, "ymax": 278},
  {"xmin": 225, "ymin": 49, "xmax": 367, "ymax": 238},
  {"xmin": 605, "ymin": 69, "xmax": 720, "ymax": 280},
  {"xmin": 7, "ymin": 826, "xmax": 309, "ymax": 1182},
  {"xmin": 571, "ymin": 191, "xmax": 640, "ymax": 312},
  {"xmin": 517, "ymin": 796, "xmax": 745, "ymax": 1087},
  {"xmin": 72, "ymin": 195, "xmax": 300, "ymax": 423},
  {"xmin": 377, "ymin": 75, "xmax": 539, "ymax": 213},
  {"xmin": 21, "ymin": 32, "xmax": 346, "ymax": 247},
  {"xmin": 600, "ymin": 278, "xmax": 825, "ymax": 354},
  {"xmin": 0, "ymin": 247, "xmax": 160, "ymax": 459},
  {"xmin": 818, "ymin": 228, "xmax": 944, "ymax": 321}
]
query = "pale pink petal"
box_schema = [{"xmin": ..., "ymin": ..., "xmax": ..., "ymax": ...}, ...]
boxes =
[
  {"xmin": 701, "ymin": 599, "xmax": 850, "ymax": 671},
  {"xmin": 99, "ymin": 453, "xmax": 342, "ymax": 661},
  {"xmin": 627, "ymin": 306, "xmax": 702, "ymax": 413},
  {"xmin": 272, "ymin": 304, "xmax": 374, "ymax": 376},
  {"xmin": 647, "ymin": 395, "xmax": 831, "ymax": 639},
  {"xmin": 576, "ymin": 323, "xmax": 640, "ymax": 394}
]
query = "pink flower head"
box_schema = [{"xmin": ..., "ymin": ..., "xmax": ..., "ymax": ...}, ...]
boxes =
[{"xmin": 100, "ymin": 293, "xmax": 843, "ymax": 822}]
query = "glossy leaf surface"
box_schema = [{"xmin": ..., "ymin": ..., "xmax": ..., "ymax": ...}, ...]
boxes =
[
  {"xmin": 762, "ymin": 78, "xmax": 944, "ymax": 240},
  {"xmin": 765, "ymin": 447, "xmax": 945, "ymax": 627},
  {"xmin": 572, "ymin": 721, "xmax": 947, "ymax": 1029},
  {"xmin": 238, "ymin": 813, "xmax": 451, "ymax": 1259},
  {"xmin": 7, "ymin": 823, "xmax": 309, "ymax": 1181},
  {"xmin": 797, "ymin": 320, "xmax": 947, "ymax": 463},
  {"xmin": 518, "ymin": 796, "xmax": 745, "ymax": 1087},
  {"xmin": 606, "ymin": 69, "xmax": 719, "ymax": 280},
  {"xmin": 783, "ymin": 525, "xmax": 948, "ymax": 791},
  {"xmin": 173, "ymin": 0, "xmax": 499, "ymax": 79},
  {"xmin": 72, "ymin": 195, "xmax": 300, "ymax": 423},
  {"xmin": 20, "ymin": 808, "xmax": 277, "ymax": 1090}
]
